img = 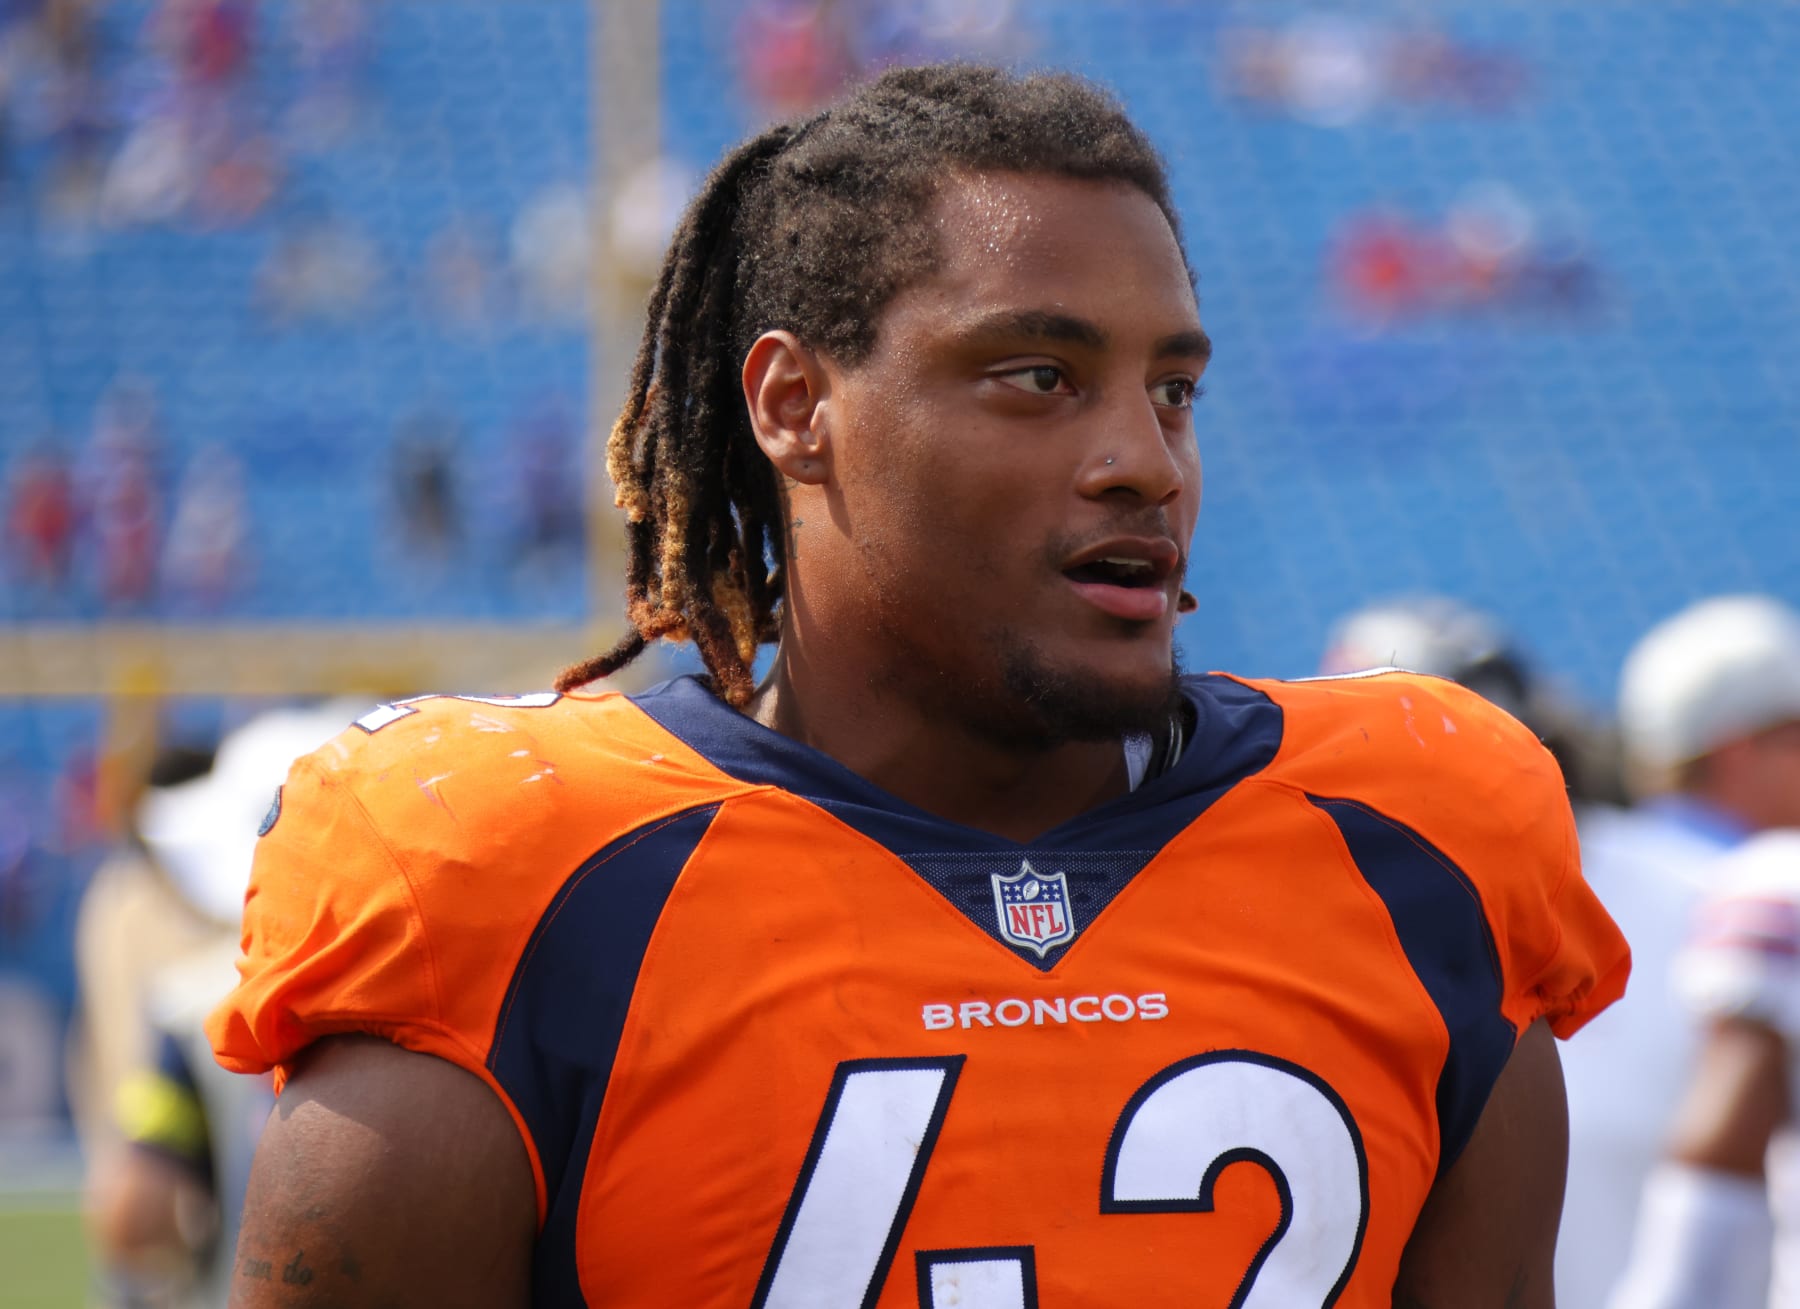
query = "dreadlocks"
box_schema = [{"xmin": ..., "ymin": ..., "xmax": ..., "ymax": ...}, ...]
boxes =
[{"xmin": 557, "ymin": 63, "xmax": 1187, "ymax": 706}]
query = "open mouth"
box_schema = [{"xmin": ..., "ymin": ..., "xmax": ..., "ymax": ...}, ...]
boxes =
[
  {"xmin": 1060, "ymin": 538, "xmax": 1180, "ymax": 621},
  {"xmin": 1063, "ymin": 557, "xmax": 1163, "ymax": 589}
]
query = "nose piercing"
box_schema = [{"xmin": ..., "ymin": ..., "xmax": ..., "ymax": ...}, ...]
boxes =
[{"xmin": 1104, "ymin": 457, "xmax": 1115, "ymax": 466}]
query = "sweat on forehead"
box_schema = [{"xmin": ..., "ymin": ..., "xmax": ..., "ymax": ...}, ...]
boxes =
[{"xmin": 935, "ymin": 170, "xmax": 1045, "ymax": 255}]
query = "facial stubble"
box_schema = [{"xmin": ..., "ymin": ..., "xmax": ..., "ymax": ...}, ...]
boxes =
[{"xmin": 871, "ymin": 612, "xmax": 1187, "ymax": 754}]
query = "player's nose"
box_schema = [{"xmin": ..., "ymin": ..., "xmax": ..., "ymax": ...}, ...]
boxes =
[{"xmin": 1076, "ymin": 393, "xmax": 1188, "ymax": 506}]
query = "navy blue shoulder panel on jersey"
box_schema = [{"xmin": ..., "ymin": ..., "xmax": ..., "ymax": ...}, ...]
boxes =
[
  {"xmin": 629, "ymin": 673, "xmax": 1282, "ymax": 852},
  {"xmin": 629, "ymin": 675, "xmax": 1283, "ymax": 970},
  {"xmin": 486, "ymin": 803, "xmax": 721, "ymax": 1307},
  {"xmin": 1308, "ymin": 794, "xmax": 1514, "ymax": 1176}
]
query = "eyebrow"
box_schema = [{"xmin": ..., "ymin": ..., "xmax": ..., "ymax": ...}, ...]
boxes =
[
  {"xmin": 1155, "ymin": 329, "xmax": 1213, "ymax": 365},
  {"xmin": 960, "ymin": 309, "xmax": 1108, "ymax": 351},
  {"xmin": 956, "ymin": 310, "xmax": 1213, "ymax": 364}
]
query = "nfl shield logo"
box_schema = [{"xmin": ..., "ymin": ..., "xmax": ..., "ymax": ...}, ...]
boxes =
[{"xmin": 992, "ymin": 860, "xmax": 1077, "ymax": 957}]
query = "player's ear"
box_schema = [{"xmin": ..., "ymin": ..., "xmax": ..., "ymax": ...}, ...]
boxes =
[{"xmin": 743, "ymin": 330, "xmax": 831, "ymax": 487}]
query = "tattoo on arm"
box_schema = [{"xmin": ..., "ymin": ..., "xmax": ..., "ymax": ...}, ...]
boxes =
[
  {"xmin": 239, "ymin": 1246, "xmax": 359, "ymax": 1304},
  {"xmin": 283, "ymin": 1250, "xmax": 316, "ymax": 1286}
]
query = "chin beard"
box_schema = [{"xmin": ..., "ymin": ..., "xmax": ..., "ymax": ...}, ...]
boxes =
[{"xmin": 905, "ymin": 636, "xmax": 1185, "ymax": 753}]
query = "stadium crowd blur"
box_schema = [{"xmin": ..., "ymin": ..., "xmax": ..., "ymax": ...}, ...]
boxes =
[
  {"xmin": 1, "ymin": 0, "xmax": 589, "ymax": 627},
  {"xmin": 4, "ymin": 1, "xmax": 1800, "ymax": 1305}
]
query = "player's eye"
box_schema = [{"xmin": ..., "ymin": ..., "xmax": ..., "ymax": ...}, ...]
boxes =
[
  {"xmin": 1150, "ymin": 378, "xmax": 1203, "ymax": 409},
  {"xmin": 994, "ymin": 365, "xmax": 1070, "ymax": 396}
]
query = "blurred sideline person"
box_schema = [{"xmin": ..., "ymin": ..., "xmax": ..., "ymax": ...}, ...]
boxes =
[
  {"xmin": 1584, "ymin": 597, "xmax": 1800, "ymax": 1309},
  {"xmin": 207, "ymin": 66, "xmax": 1626, "ymax": 1307},
  {"xmin": 84, "ymin": 706, "xmax": 349, "ymax": 1308},
  {"xmin": 1603, "ymin": 600, "xmax": 1800, "ymax": 1309},
  {"xmin": 75, "ymin": 741, "xmax": 221, "ymax": 1156},
  {"xmin": 1605, "ymin": 832, "xmax": 1800, "ymax": 1309}
]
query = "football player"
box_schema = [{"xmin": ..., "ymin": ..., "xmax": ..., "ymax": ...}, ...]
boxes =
[
  {"xmin": 210, "ymin": 65, "xmax": 1628, "ymax": 1307},
  {"xmin": 1608, "ymin": 831, "xmax": 1800, "ymax": 1308},
  {"xmin": 1598, "ymin": 595, "xmax": 1800, "ymax": 1307}
]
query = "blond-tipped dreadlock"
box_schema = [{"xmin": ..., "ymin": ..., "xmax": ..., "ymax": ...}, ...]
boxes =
[{"xmin": 557, "ymin": 64, "xmax": 1187, "ymax": 706}]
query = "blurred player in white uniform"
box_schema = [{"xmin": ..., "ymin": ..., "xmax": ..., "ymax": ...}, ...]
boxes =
[
  {"xmin": 1600, "ymin": 597, "xmax": 1800, "ymax": 1309},
  {"xmin": 1608, "ymin": 832, "xmax": 1800, "ymax": 1308}
]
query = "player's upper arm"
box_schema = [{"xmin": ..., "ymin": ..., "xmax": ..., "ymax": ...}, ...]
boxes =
[
  {"xmin": 1603, "ymin": 1018, "xmax": 1782, "ymax": 1309},
  {"xmin": 1669, "ymin": 831, "xmax": 1800, "ymax": 1173},
  {"xmin": 1393, "ymin": 1018, "xmax": 1567, "ymax": 1309},
  {"xmin": 1666, "ymin": 1016, "xmax": 1789, "ymax": 1177},
  {"xmin": 231, "ymin": 1035, "xmax": 534, "ymax": 1309}
]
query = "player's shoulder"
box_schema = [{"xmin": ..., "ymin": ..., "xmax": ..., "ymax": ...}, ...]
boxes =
[
  {"xmin": 1220, "ymin": 666, "xmax": 1555, "ymax": 792},
  {"xmin": 308, "ymin": 689, "xmax": 632, "ymax": 785},
  {"xmin": 1204, "ymin": 666, "xmax": 1575, "ymax": 883},
  {"xmin": 1687, "ymin": 832, "xmax": 1800, "ymax": 965},
  {"xmin": 295, "ymin": 687, "xmax": 743, "ymax": 836},
  {"xmin": 1198, "ymin": 670, "xmax": 1625, "ymax": 1041},
  {"xmin": 1680, "ymin": 832, "xmax": 1800, "ymax": 1036},
  {"xmin": 260, "ymin": 686, "xmax": 758, "ymax": 928},
  {"xmin": 214, "ymin": 687, "xmax": 758, "ymax": 1081},
  {"xmin": 1710, "ymin": 830, "xmax": 1800, "ymax": 901}
]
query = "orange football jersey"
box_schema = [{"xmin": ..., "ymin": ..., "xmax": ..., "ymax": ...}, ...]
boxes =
[{"xmin": 208, "ymin": 671, "xmax": 1629, "ymax": 1307}]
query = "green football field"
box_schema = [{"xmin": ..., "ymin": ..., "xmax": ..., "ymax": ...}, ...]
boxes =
[{"xmin": 0, "ymin": 1200, "xmax": 89, "ymax": 1309}]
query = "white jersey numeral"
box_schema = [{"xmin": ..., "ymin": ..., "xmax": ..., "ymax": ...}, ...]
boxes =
[
  {"xmin": 756, "ymin": 1049, "xmax": 1367, "ymax": 1309},
  {"xmin": 752, "ymin": 1058, "xmax": 964, "ymax": 1309},
  {"xmin": 1102, "ymin": 1050, "xmax": 1368, "ymax": 1308},
  {"xmin": 916, "ymin": 1248, "xmax": 1034, "ymax": 1309}
]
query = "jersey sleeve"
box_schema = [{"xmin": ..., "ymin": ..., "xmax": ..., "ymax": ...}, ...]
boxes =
[
  {"xmin": 204, "ymin": 748, "xmax": 471, "ymax": 1083},
  {"xmin": 204, "ymin": 692, "xmax": 747, "ymax": 1224},
  {"xmin": 1500, "ymin": 773, "xmax": 1631, "ymax": 1040},
  {"xmin": 1676, "ymin": 831, "xmax": 1800, "ymax": 1039},
  {"xmin": 204, "ymin": 731, "xmax": 563, "ymax": 1217},
  {"xmin": 1426, "ymin": 676, "xmax": 1631, "ymax": 1040},
  {"xmin": 1267, "ymin": 671, "xmax": 1631, "ymax": 1042}
]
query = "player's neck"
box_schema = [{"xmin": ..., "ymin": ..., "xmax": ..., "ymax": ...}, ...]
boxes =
[{"xmin": 748, "ymin": 653, "xmax": 1132, "ymax": 844}]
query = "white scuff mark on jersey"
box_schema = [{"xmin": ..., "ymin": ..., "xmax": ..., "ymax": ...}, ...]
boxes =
[
  {"xmin": 521, "ymin": 774, "xmax": 545, "ymax": 784},
  {"xmin": 424, "ymin": 730, "xmax": 442, "ymax": 745},
  {"xmin": 510, "ymin": 749, "xmax": 530, "ymax": 757},
  {"xmin": 412, "ymin": 770, "xmax": 458, "ymax": 818},
  {"xmin": 326, "ymin": 738, "xmax": 350, "ymax": 760},
  {"xmin": 1398, "ymin": 695, "xmax": 1426, "ymax": 748},
  {"xmin": 641, "ymin": 753, "xmax": 665, "ymax": 764},
  {"xmin": 469, "ymin": 712, "xmax": 514, "ymax": 733},
  {"xmin": 1442, "ymin": 714, "xmax": 1457, "ymax": 734}
]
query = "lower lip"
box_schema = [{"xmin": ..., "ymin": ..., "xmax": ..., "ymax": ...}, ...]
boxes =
[{"xmin": 1067, "ymin": 579, "xmax": 1170, "ymax": 622}]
